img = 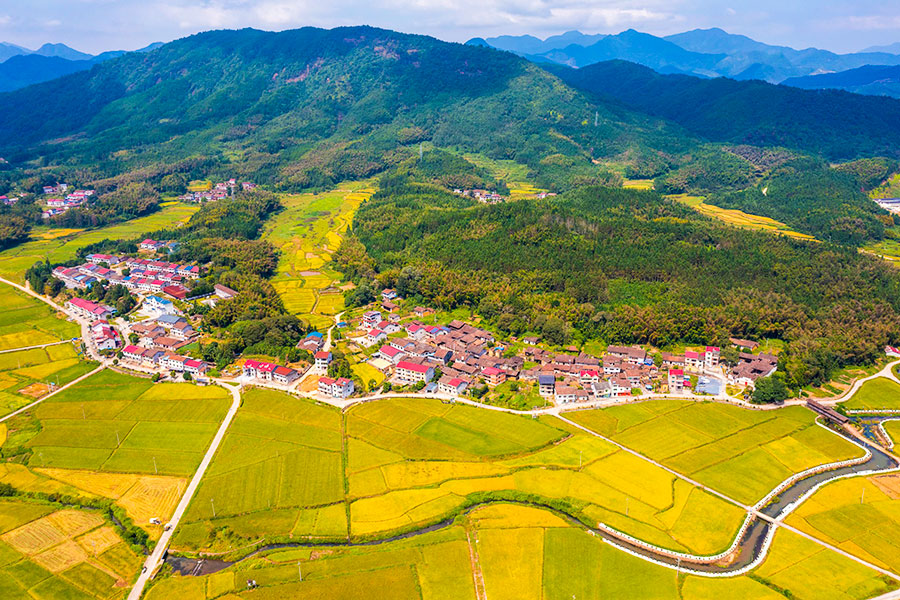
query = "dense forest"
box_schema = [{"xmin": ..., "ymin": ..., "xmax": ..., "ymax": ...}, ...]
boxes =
[
  {"xmin": 549, "ymin": 59, "xmax": 900, "ymax": 162},
  {"xmin": 339, "ymin": 179, "xmax": 900, "ymax": 388}
]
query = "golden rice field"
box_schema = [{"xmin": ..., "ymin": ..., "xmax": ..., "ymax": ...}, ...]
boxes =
[
  {"xmin": 0, "ymin": 499, "xmax": 142, "ymax": 598},
  {"xmin": 0, "ymin": 203, "xmax": 200, "ymax": 281},
  {"xmin": 35, "ymin": 468, "xmax": 187, "ymax": 538},
  {"xmin": 264, "ymin": 182, "xmax": 374, "ymax": 330},
  {"xmin": 146, "ymin": 502, "xmax": 896, "ymax": 600},
  {"xmin": 670, "ymin": 194, "xmax": 816, "ymax": 241}
]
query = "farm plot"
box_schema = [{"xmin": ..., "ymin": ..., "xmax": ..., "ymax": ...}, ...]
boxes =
[
  {"xmin": 0, "ymin": 343, "xmax": 95, "ymax": 418},
  {"xmin": 144, "ymin": 502, "xmax": 896, "ymax": 600},
  {"xmin": 0, "ymin": 499, "xmax": 141, "ymax": 599},
  {"xmin": 784, "ymin": 472, "xmax": 900, "ymax": 574},
  {"xmin": 174, "ymin": 395, "xmax": 749, "ymax": 556},
  {"xmin": 263, "ymin": 182, "xmax": 373, "ymax": 330},
  {"xmin": 0, "ymin": 283, "xmax": 80, "ymax": 351},
  {"xmin": 568, "ymin": 401, "xmax": 864, "ymax": 505},
  {"xmin": 15, "ymin": 369, "xmax": 229, "ymax": 476},
  {"xmin": 841, "ymin": 378, "xmax": 900, "ymax": 411},
  {"xmin": 0, "ymin": 203, "xmax": 199, "ymax": 282},
  {"xmin": 175, "ymin": 388, "xmax": 345, "ymax": 549}
]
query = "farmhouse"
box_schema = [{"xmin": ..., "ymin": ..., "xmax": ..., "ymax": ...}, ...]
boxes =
[
  {"xmin": 314, "ymin": 351, "xmax": 332, "ymax": 372},
  {"xmin": 145, "ymin": 296, "xmax": 176, "ymax": 314},
  {"xmin": 538, "ymin": 374, "xmax": 556, "ymax": 397},
  {"xmin": 214, "ymin": 284, "xmax": 238, "ymax": 300},
  {"xmin": 438, "ymin": 376, "xmax": 469, "ymax": 396},
  {"xmin": 318, "ymin": 376, "xmax": 355, "ymax": 398},
  {"xmin": 668, "ymin": 369, "xmax": 685, "ymax": 393},
  {"xmin": 396, "ymin": 360, "xmax": 434, "ymax": 383},
  {"xmin": 66, "ymin": 298, "xmax": 113, "ymax": 320},
  {"xmin": 377, "ymin": 345, "xmax": 405, "ymax": 364},
  {"xmin": 90, "ymin": 320, "xmax": 120, "ymax": 351},
  {"xmin": 481, "ymin": 366, "xmax": 506, "ymax": 387},
  {"xmin": 362, "ymin": 311, "xmax": 382, "ymax": 328}
]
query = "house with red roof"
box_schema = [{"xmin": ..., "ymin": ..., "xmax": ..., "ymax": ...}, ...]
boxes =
[
  {"xmin": 668, "ymin": 369, "xmax": 685, "ymax": 393},
  {"xmin": 66, "ymin": 298, "xmax": 113, "ymax": 320},
  {"xmin": 314, "ymin": 351, "xmax": 332, "ymax": 372},
  {"xmin": 481, "ymin": 366, "xmax": 506, "ymax": 387},
  {"xmin": 318, "ymin": 376, "xmax": 354, "ymax": 398},
  {"xmin": 366, "ymin": 329, "xmax": 387, "ymax": 345},
  {"xmin": 396, "ymin": 360, "xmax": 434, "ymax": 383},
  {"xmin": 377, "ymin": 345, "xmax": 405, "ymax": 365}
]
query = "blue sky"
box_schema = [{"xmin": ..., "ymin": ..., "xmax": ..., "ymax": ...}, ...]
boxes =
[{"xmin": 0, "ymin": 0, "xmax": 898, "ymax": 54}]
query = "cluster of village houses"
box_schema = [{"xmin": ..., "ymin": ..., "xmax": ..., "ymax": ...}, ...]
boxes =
[
  {"xmin": 178, "ymin": 179, "xmax": 257, "ymax": 203},
  {"xmin": 341, "ymin": 290, "xmax": 780, "ymax": 404},
  {"xmin": 53, "ymin": 250, "xmax": 200, "ymax": 299},
  {"xmin": 451, "ymin": 188, "xmax": 558, "ymax": 204},
  {"xmin": 41, "ymin": 184, "xmax": 96, "ymax": 219}
]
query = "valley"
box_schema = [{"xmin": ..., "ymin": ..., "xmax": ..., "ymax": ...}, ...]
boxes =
[{"xmin": 2, "ymin": 21, "xmax": 900, "ymax": 600}]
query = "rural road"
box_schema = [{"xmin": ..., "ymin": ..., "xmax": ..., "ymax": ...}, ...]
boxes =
[
  {"xmin": 0, "ymin": 364, "xmax": 105, "ymax": 424},
  {"xmin": 128, "ymin": 382, "xmax": 243, "ymax": 600},
  {"xmin": 0, "ymin": 275, "xmax": 104, "ymax": 362},
  {"xmin": 0, "ymin": 340, "xmax": 73, "ymax": 354}
]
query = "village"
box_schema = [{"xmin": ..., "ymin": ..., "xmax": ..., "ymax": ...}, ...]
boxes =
[
  {"xmin": 48, "ymin": 241, "xmax": 781, "ymax": 410},
  {"xmin": 302, "ymin": 289, "xmax": 782, "ymax": 406}
]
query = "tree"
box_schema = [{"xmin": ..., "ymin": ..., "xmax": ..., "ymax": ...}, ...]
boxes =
[
  {"xmin": 720, "ymin": 346, "xmax": 740, "ymax": 367},
  {"xmin": 752, "ymin": 375, "xmax": 789, "ymax": 404},
  {"xmin": 129, "ymin": 333, "xmax": 139, "ymax": 344}
]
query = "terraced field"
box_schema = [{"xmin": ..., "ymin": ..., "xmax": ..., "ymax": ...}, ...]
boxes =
[
  {"xmin": 671, "ymin": 194, "xmax": 816, "ymax": 241},
  {"xmin": 0, "ymin": 203, "xmax": 199, "ymax": 281},
  {"xmin": 0, "ymin": 498, "xmax": 142, "ymax": 599},
  {"xmin": 149, "ymin": 502, "xmax": 895, "ymax": 600},
  {"xmin": 568, "ymin": 400, "xmax": 864, "ymax": 505},
  {"xmin": 264, "ymin": 182, "xmax": 374, "ymax": 331}
]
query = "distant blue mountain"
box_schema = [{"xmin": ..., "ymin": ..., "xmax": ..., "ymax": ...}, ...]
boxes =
[
  {"xmin": 474, "ymin": 27, "xmax": 900, "ymax": 83},
  {"xmin": 782, "ymin": 64, "xmax": 900, "ymax": 98},
  {"xmin": 471, "ymin": 30, "xmax": 606, "ymax": 55},
  {"xmin": 0, "ymin": 41, "xmax": 164, "ymax": 92}
]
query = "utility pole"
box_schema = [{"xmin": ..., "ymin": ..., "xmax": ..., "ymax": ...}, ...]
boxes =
[
  {"xmin": 625, "ymin": 497, "xmax": 629, "ymax": 517},
  {"xmin": 298, "ymin": 561, "xmax": 302, "ymax": 581},
  {"xmin": 153, "ymin": 457, "xmax": 158, "ymax": 475},
  {"xmin": 115, "ymin": 430, "xmax": 120, "ymax": 446},
  {"xmin": 211, "ymin": 498, "xmax": 216, "ymax": 517},
  {"xmin": 594, "ymin": 111, "xmax": 599, "ymax": 127},
  {"xmin": 861, "ymin": 487, "xmax": 866, "ymax": 504},
  {"xmin": 419, "ymin": 143, "xmax": 423, "ymax": 160}
]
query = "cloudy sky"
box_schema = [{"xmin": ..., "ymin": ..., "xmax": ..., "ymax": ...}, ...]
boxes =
[{"xmin": 1, "ymin": 0, "xmax": 899, "ymax": 55}]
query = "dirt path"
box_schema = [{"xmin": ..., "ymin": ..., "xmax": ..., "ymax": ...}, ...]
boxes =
[{"xmin": 465, "ymin": 527, "xmax": 487, "ymax": 600}]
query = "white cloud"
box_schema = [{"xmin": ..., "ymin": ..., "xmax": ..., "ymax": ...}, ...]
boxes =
[{"xmin": 0, "ymin": 15, "xmax": 11, "ymax": 26}]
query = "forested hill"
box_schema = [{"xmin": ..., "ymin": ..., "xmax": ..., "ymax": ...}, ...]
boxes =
[
  {"xmin": 0, "ymin": 26, "xmax": 691, "ymax": 191},
  {"xmin": 340, "ymin": 181, "xmax": 900, "ymax": 388},
  {"xmin": 546, "ymin": 60, "xmax": 900, "ymax": 161}
]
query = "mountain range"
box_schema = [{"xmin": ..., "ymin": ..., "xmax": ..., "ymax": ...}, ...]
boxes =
[
  {"xmin": 0, "ymin": 41, "xmax": 163, "ymax": 92},
  {"xmin": 469, "ymin": 28, "xmax": 900, "ymax": 85},
  {"xmin": 0, "ymin": 24, "xmax": 897, "ymax": 199},
  {"xmin": 783, "ymin": 64, "xmax": 900, "ymax": 98}
]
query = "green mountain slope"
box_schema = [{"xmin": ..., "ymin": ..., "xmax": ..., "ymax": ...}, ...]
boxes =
[
  {"xmin": 0, "ymin": 26, "xmax": 692, "ymax": 191},
  {"xmin": 548, "ymin": 59, "xmax": 900, "ymax": 161}
]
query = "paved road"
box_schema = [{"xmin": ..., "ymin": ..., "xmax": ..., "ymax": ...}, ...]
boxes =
[
  {"xmin": 822, "ymin": 359, "xmax": 900, "ymax": 406},
  {"xmin": 0, "ymin": 340, "xmax": 73, "ymax": 354},
  {"xmin": 0, "ymin": 364, "xmax": 105, "ymax": 424},
  {"xmin": 127, "ymin": 382, "xmax": 243, "ymax": 600},
  {"xmin": 0, "ymin": 275, "xmax": 104, "ymax": 362}
]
